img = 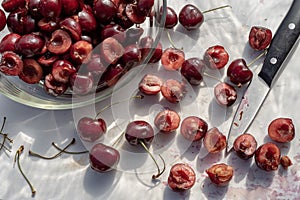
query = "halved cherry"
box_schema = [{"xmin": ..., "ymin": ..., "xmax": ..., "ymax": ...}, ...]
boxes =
[
  {"xmin": 168, "ymin": 163, "xmax": 196, "ymax": 191},
  {"xmin": 70, "ymin": 40, "xmax": 93, "ymax": 64},
  {"xmin": 154, "ymin": 109, "xmax": 180, "ymax": 133},
  {"xmin": 161, "ymin": 48, "xmax": 185, "ymax": 71},
  {"xmin": 0, "ymin": 51, "xmax": 23, "ymax": 76},
  {"xmin": 47, "ymin": 29, "xmax": 72, "ymax": 55},
  {"xmin": 138, "ymin": 74, "xmax": 162, "ymax": 95},
  {"xmin": 52, "ymin": 60, "xmax": 77, "ymax": 83},
  {"xmin": 203, "ymin": 127, "xmax": 226, "ymax": 153},
  {"xmin": 255, "ymin": 142, "xmax": 281, "ymax": 171},
  {"xmin": 100, "ymin": 37, "xmax": 125, "ymax": 65},
  {"xmin": 214, "ymin": 82, "xmax": 237, "ymax": 107},
  {"xmin": 249, "ymin": 26, "xmax": 272, "ymax": 51},
  {"xmin": 19, "ymin": 59, "xmax": 43, "ymax": 84},
  {"xmin": 203, "ymin": 45, "xmax": 229, "ymax": 69},
  {"xmin": 268, "ymin": 118, "xmax": 295, "ymax": 143},
  {"xmin": 233, "ymin": 133, "xmax": 257, "ymax": 160},
  {"xmin": 180, "ymin": 116, "xmax": 208, "ymax": 142},
  {"xmin": 161, "ymin": 79, "xmax": 186, "ymax": 103},
  {"xmin": 44, "ymin": 73, "xmax": 68, "ymax": 96}
]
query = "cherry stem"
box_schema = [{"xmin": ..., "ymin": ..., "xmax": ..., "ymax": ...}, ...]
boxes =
[
  {"xmin": 166, "ymin": 30, "xmax": 183, "ymax": 51},
  {"xmin": 0, "ymin": 134, "xmax": 11, "ymax": 152},
  {"xmin": 247, "ymin": 49, "xmax": 268, "ymax": 67},
  {"xmin": 139, "ymin": 140, "xmax": 165, "ymax": 179},
  {"xmin": 14, "ymin": 145, "xmax": 36, "ymax": 197},
  {"xmin": 111, "ymin": 131, "xmax": 125, "ymax": 147},
  {"xmin": 94, "ymin": 95, "xmax": 144, "ymax": 119},
  {"xmin": 203, "ymin": 72, "xmax": 223, "ymax": 83},
  {"xmin": 51, "ymin": 142, "xmax": 88, "ymax": 155},
  {"xmin": 0, "ymin": 117, "xmax": 13, "ymax": 143},
  {"xmin": 202, "ymin": 5, "xmax": 232, "ymax": 14},
  {"xmin": 29, "ymin": 138, "xmax": 76, "ymax": 159}
]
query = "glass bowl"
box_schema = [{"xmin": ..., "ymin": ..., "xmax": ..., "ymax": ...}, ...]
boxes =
[{"xmin": 0, "ymin": 0, "xmax": 167, "ymax": 110}]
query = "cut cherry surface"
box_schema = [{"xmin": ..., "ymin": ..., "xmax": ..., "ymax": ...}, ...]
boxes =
[
  {"xmin": 47, "ymin": 29, "xmax": 72, "ymax": 55},
  {"xmin": 168, "ymin": 163, "xmax": 196, "ymax": 192},
  {"xmin": 233, "ymin": 133, "xmax": 257, "ymax": 160},
  {"xmin": 249, "ymin": 26, "xmax": 272, "ymax": 51},
  {"xmin": 19, "ymin": 59, "xmax": 43, "ymax": 84},
  {"xmin": 180, "ymin": 57, "xmax": 205, "ymax": 85},
  {"xmin": 89, "ymin": 143, "xmax": 120, "ymax": 172},
  {"xmin": 52, "ymin": 60, "xmax": 77, "ymax": 83},
  {"xmin": 203, "ymin": 45, "xmax": 229, "ymax": 69},
  {"xmin": 154, "ymin": 109, "xmax": 180, "ymax": 133},
  {"xmin": 255, "ymin": 142, "xmax": 281, "ymax": 171},
  {"xmin": 214, "ymin": 82, "xmax": 237, "ymax": 107},
  {"xmin": 206, "ymin": 163, "xmax": 233, "ymax": 186},
  {"xmin": 179, "ymin": 4, "xmax": 204, "ymax": 30},
  {"xmin": 161, "ymin": 79, "xmax": 186, "ymax": 103},
  {"xmin": 69, "ymin": 73, "xmax": 94, "ymax": 95},
  {"xmin": 70, "ymin": 40, "xmax": 93, "ymax": 64},
  {"xmin": 138, "ymin": 74, "xmax": 162, "ymax": 95},
  {"xmin": 44, "ymin": 73, "xmax": 68, "ymax": 96},
  {"xmin": 100, "ymin": 37, "xmax": 125, "ymax": 65},
  {"xmin": 77, "ymin": 117, "xmax": 107, "ymax": 142},
  {"xmin": 268, "ymin": 118, "xmax": 295, "ymax": 143},
  {"xmin": 161, "ymin": 48, "xmax": 185, "ymax": 71},
  {"xmin": 180, "ymin": 116, "xmax": 208, "ymax": 142},
  {"xmin": 38, "ymin": 18, "xmax": 59, "ymax": 33},
  {"xmin": 0, "ymin": 51, "xmax": 23, "ymax": 76},
  {"xmin": 227, "ymin": 58, "xmax": 253, "ymax": 86},
  {"xmin": 203, "ymin": 127, "xmax": 226, "ymax": 153}
]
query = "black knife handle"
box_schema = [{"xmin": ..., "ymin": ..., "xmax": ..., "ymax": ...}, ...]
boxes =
[{"xmin": 258, "ymin": 0, "xmax": 300, "ymax": 87}]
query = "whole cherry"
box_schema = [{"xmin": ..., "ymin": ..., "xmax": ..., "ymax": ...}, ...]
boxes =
[
  {"xmin": 227, "ymin": 59, "xmax": 253, "ymax": 86},
  {"xmin": 77, "ymin": 117, "xmax": 107, "ymax": 142}
]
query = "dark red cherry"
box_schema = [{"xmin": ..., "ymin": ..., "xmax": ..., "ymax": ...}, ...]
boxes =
[
  {"xmin": 2, "ymin": 0, "xmax": 26, "ymax": 12},
  {"xmin": 125, "ymin": 120, "xmax": 154, "ymax": 146},
  {"xmin": 233, "ymin": 133, "xmax": 257, "ymax": 160},
  {"xmin": 78, "ymin": 5, "xmax": 98, "ymax": 33},
  {"xmin": 0, "ymin": 33, "xmax": 21, "ymax": 53},
  {"xmin": 69, "ymin": 73, "xmax": 94, "ymax": 95},
  {"xmin": 214, "ymin": 82, "xmax": 237, "ymax": 107},
  {"xmin": 0, "ymin": 9, "xmax": 6, "ymax": 31},
  {"xmin": 61, "ymin": 0, "xmax": 79, "ymax": 16},
  {"xmin": 15, "ymin": 34, "xmax": 45, "ymax": 57},
  {"xmin": 249, "ymin": 26, "xmax": 272, "ymax": 51},
  {"xmin": 179, "ymin": 4, "xmax": 204, "ymax": 30},
  {"xmin": 38, "ymin": 18, "xmax": 59, "ymax": 33},
  {"xmin": 164, "ymin": 7, "xmax": 178, "ymax": 29},
  {"xmin": 203, "ymin": 45, "xmax": 229, "ymax": 69},
  {"xmin": 137, "ymin": 0, "xmax": 154, "ymax": 16},
  {"xmin": 0, "ymin": 51, "xmax": 23, "ymax": 76},
  {"xmin": 93, "ymin": 0, "xmax": 118, "ymax": 25},
  {"xmin": 180, "ymin": 57, "xmax": 205, "ymax": 85},
  {"xmin": 18, "ymin": 59, "xmax": 43, "ymax": 84},
  {"xmin": 28, "ymin": 0, "xmax": 43, "ymax": 19},
  {"xmin": 100, "ymin": 37, "xmax": 125, "ymax": 65},
  {"xmin": 180, "ymin": 116, "xmax": 208, "ymax": 142},
  {"xmin": 121, "ymin": 44, "xmax": 142, "ymax": 68},
  {"xmin": 39, "ymin": 0, "xmax": 62, "ymax": 19},
  {"xmin": 161, "ymin": 79, "xmax": 186, "ymax": 103},
  {"xmin": 47, "ymin": 29, "xmax": 72, "ymax": 55},
  {"xmin": 60, "ymin": 17, "xmax": 82, "ymax": 41},
  {"xmin": 168, "ymin": 163, "xmax": 196, "ymax": 192},
  {"xmin": 125, "ymin": 4, "xmax": 146, "ymax": 24},
  {"xmin": 77, "ymin": 117, "xmax": 107, "ymax": 142},
  {"xmin": 255, "ymin": 142, "xmax": 281, "ymax": 171},
  {"xmin": 52, "ymin": 60, "xmax": 77, "ymax": 83},
  {"xmin": 268, "ymin": 118, "xmax": 295, "ymax": 143},
  {"xmin": 7, "ymin": 8, "xmax": 36, "ymax": 35},
  {"xmin": 89, "ymin": 143, "xmax": 120, "ymax": 172},
  {"xmin": 99, "ymin": 63, "xmax": 124, "ymax": 87},
  {"xmin": 100, "ymin": 24, "xmax": 126, "ymax": 42},
  {"xmin": 70, "ymin": 40, "xmax": 93, "ymax": 64},
  {"xmin": 227, "ymin": 59, "xmax": 253, "ymax": 86},
  {"xmin": 44, "ymin": 73, "xmax": 68, "ymax": 96}
]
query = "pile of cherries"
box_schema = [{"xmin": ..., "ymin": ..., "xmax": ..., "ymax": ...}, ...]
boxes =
[{"xmin": 0, "ymin": 0, "xmax": 162, "ymax": 96}]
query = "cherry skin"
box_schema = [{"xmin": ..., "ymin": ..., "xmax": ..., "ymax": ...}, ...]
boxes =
[
  {"xmin": 204, "ymin": 45, "xmax": 229, "ymax": 69},
  {"xmin": 180, "ymin": 116, "xmax": 208, "ymax": 142},
  {"xmin": 161, "ymin": 79, "xmax": 186, "ymax": 103},
  {"xmin": 77, "ymin": 117, "xmax": 107, "ymax": 142},
  {"xmin": 168, "ymin": 163, "xmax": 196, "ymax": 192},
  {"xmin": 179, "ymin": 4, "xmax": 204, "ymax": 30},
  {"xmin": 0, "ymin": 51, "xmax": 23, "ymax": 76},
  {"xmin": 0, "ymin": 9, "xmax": 6, "ymax": 31},
  {"xmin": 164, "ymin": 7, "xmax": 178, "ymax": 29},
  {"xmin": 180, "ymin": 57, "xmax": 205, "ymax": 85},
  {"xmin": 44, "ymin": 73, "xmax": 68, "ymax": 96},
  {"xmin": 125, "ymin": 120, "xmax": 154, "ymax": 146},
  {"xmin": 203, "ymin": 127, "xmax": 226, "ymax": 153},
  {"xmin": 227, "ymin": 59, "xmax": 253, "ymax": 86},
  {"xmin": 249, "ymin": 26, "xmax": 272, "ymax": 51},
  {"xmin": 89, "ymin": 143, "xmax": 120, "ymax": 172},
  {"xmin": 52, "ymin": 60, "xmax": 76, "ymax": 84},
  {"xmin": 0, "ymin": 33, "xmax": 21, "ymax": 53}
]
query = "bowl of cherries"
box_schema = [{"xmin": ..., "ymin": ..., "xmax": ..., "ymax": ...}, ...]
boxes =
[{"xmin": 0, "ymin": 0, "xmax": 167, "ymax": 109}]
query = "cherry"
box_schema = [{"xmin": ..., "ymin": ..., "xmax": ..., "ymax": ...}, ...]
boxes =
[
  {"xmin": 180, "ymin": 116, "xmax": 208, "ymax": 142},
  {"xmin": 233, "ymin": 133, "xmax": 257, "ymax": 160},
  {"xmin": 69, "ymin": 73, "xmax": 94, "ymax": 95},
  {"xmin": 168, "ymin": 163, "xmax": 196, "ymax": 192},
  {"xmin": 255, "ymin": 142, "xmax": 281, "ymax": 171},
  {"xmin": 93, "ymin": 0, "xmax": 118, "ymax": 25},
  {"xmin": 39, "ymin": 0, "xmax": 62, "ymax": 19},
  {"xmin": 38, "ymin": 18, "xmax": 59, "ymax": 33},
  {"xmin": 15, "ymin": 34, "xmax": 45, "ymax": 57},
  {"xmin": 249, "ymin": 26, "xmax": 272, "ymax": 51},
  {"xmin": 125, "ymin": 4, "xmax": 146, "ymax": 24},
  {"xmin": 280, "ymin": 155, "xmax": 292, "ymax": 169},
  {"xmin": 0, "ymin": 33, "xmax": 21, "ymax": 53},
  {"xmin": 89, "ymin": 143, "xmax": 120, "ymax": 172},
  {"xmin": 154, "ymin": 109, "xmax": 180, "ymax": 133},
  {"xmin": 78, "ymin": 5, "xmax": 98, "ymax": 33},
  {"xmin": 268, "ymin": 118, "xmax": 295, "ymax": 143},
  {"xmin": 161, "ymin": 79, "xmax": 186, "ymax": 103},
  {"xmin": 47, "ymin": 29, "xmax": 72, "ymax": 55},
  {"xmin": 2, "ymin": 0, "xmax": 26, "ymax": 12},
  {"xmin": 7, "ymin": 8, "xmax": 36, "ymax": 35},
  {"xmin": 164, "ymin": 7, "xmax": 178, "ymax": 29},
  {"xmin": 37, "ymin": 52, "xmax": 59, "ymax": 67},
  {"xmin": 121, "ymin": 44, "xmax": 142, "ymax": 68},
  {"xmin": 137, "ymin": 0, "xmax": 154, "ymax": 16},
  {"xmin": 52, "ymin": 60, "xmax": 77, "ymax": 83},
  {"xmin": 101, "ymin": 24, "xmax": 126, "ymax": 42},
  {"xmin": 99, "ymin": 63, "xmax": 125, "ymax": 87},
  {"xmin": 139, "ymin": 36, "xmax": 163, "ymax": 63},
  {"xmin": 214, "ymin": 82, "xmax": 237, "ymax": 107},
  {"xmin": 179, "ymin": 4, "xmax": 203, "ymax": 31},
  {"xmin": 61, "ymin": 0, "xmax": 79, "ymax": 16},
  {"xmin": 18, "ymin": 59, "xmax": 43, "ymax": 84},
  {"xmin": 28, "ymin": 0, "xmax": 43, "ymax": 19},
  {"xmin": 180, "ymin": 57, "xmax": 205, "ymax": 85},
  {"xmin": 203, "ymin": 45, "xmax": 229, "ymax": 69},
  {"xmin": 148, "ymin": 41, "xmax": 163, "ymax": 63},
  {"xmin": 115, "ymin": 2, "xmax": 134, "ymax": 29},
  {"xmin": 161, "ymin": 47, "xmax": 185, "ymax": 71},
  {"xmin": 0, "ymin": 9, "xmax": 6, "ymax": 31},
  {"xmin": 203, "ymin": 127, "xmax": 226, "ymax": 153},
  {"xmin": 206, "ymin": 163, "xmax": 233, "ymax": 186},
  {"xmin": 125, "ymin": 120, "xmax": 165, "ymax": 179},
  {"xmin": 77, "ymin": 117, "xmax": 107, "ymax": 142},
  {"xmin": 227, "ymin": 59, "xmax": 253, "ymax": 86},
  {"xmin": 60, "ymin": 17, "xmax": 82, "ymax": 41},
  {"xmin": 100, "ymin": 37, "xmax": 125, "ymax": 65},
  {"xmin": 138, "ymin": 74, "xmax": 162, "ymax": 95},
  {"xmin": 124, "ymin": 27, "xmax": 144, "ymax": 46},
  {"xmin": 84, "ymin": 54, "xmax": 106, "ymax": 82},
  {"xmin": 70, "ymin": 40, "xmax": 93, "ymax": 64},
  {"xmin": 44, "ymin": 73, "xmax": 68, "ymax": 96},
  {"xmin": 0, "ymin": 51, "xmax": 23, "ymax": 76}
]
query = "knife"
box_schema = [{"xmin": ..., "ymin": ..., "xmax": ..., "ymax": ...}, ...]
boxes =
[{"xmin": 226, "ymin": 0, "xmax": 300, "ymax": 153}]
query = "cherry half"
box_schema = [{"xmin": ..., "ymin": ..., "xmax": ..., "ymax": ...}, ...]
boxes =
[
  {"xmin": 180, "ymin": 116, "xmax": 208, "ymax": 142},
  {"xmin": 168, "ymin": 163, "xmax": 196, "ymax": 192},
  {"xmin": 255, "ymin": 142, "xmax": 281, "ymax": 171},
  {"xmin": 233, "ymin": 133, "xmax": 257, "ymax": 160},
  {"xmin": 214, "ymin": 82, "xmax": 237, "ymax": 107},
  {"xmin": 268, "ymin": 118, "xmax": 295, "ymax": 143},
  {"xmin": 154, "ymin": 109, "xmax": 180, "ymax": 133},
  {"xmin": 249, "ymin": 26, "xmax": 272, "ymax": 51},
  {"xmin": 203, "ymin": 127, "xmax": 226, "ymax": 153},
  {"xmin": 203, "ymin": 45, "xmax": 229, "ymax": 69}
]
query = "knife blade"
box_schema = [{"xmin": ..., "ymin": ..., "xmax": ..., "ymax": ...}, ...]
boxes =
[{"xmin": 226, "ymin": 0, "xmax": 300, "ymax": 153}]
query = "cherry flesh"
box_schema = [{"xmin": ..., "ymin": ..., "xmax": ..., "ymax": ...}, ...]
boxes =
[
  {"xmin": 233, "ymin": 133, "xmax": 257, "ymax": 160},
  {"xmin": 52, "ymin": 60, "xmax": 77, "ymax": 83},
  {"xmin": 179, "ymin": 4, "xmax": 203, "ymax": 31},
  {"xmin": 138, "ymin": 74, "xmax": 162, "ymax": 95},
  {"xmin": 255, "ymin": 142, "xmax": 281, "ymax": 171},
  {"xmin": 154, "ymin": 109, "xmax": 181, "ymax": 133},
  {"xmin": 100, "ymin": 37, "xmax": 125, "ymax": 65},
  {"xmin": 89, "ymin": 143, "xmax": 120, "ymax": 172},
  {"xmin": 206, "ymin": 163, "xmax": 233, "ymax": 186},
  {"xmin": 249, "ymin": 26, "xmax": 272, "ymax": 51},
  {"xmin": 180, "ymin": 57, "xmax": 205, "ymax": 85},
  {"xmin": 0, "ymin": 51, "xmax": 23, "ymax": 76},
  {"xmin": 77, "ymin": 117, "xmax": 107, "ymax": 142},
  {"xmin": 180, "ymin": 116, "xmax": 208, "ymax": 142},
  {"xmin": 19, "ymin": 59, "xmax": 43, "ymax": 84},
  {"xmin": 161, "ymin": 79, "xmax": 186, "ymax": 103},
  {"xmin": 203, "ymin": 45, "xmax": 229, "ymax": 69},
  {"xmin": 268, "ymin": 118, "xmax": 295, "ymax": 143},
  {"xmin": 227, "ymin": 59, "xmax": 253, "ymax": 86},
  {"xmin": 168, "ymin": 163, "xmax": 196, "ymax": 192},
  {"xmin": 214, "ymin": 82, "xmax": 237, "ymax": 107},
  {"xmin": 44, "ymin": 73, "xmax": 68, "ymax": 96},
  {"xmin": 70, "ymin": 40, "xmax": 93, "ymax": 64},
  {"xmin": 203, "ymin": 127, "xmax": 226, "ymax": 153},
  {"xmin": 47, "ymin": 29, "xmax": 72, "ymax": 55},
  {"xmin": 161, "ymin": 48, "xmax": 185, "ymax": 71}
]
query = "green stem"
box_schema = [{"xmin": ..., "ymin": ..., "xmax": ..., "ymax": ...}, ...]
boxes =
[
  {"xmin": 51, "ymin": 142, "xmax": 89, "ymax": 155},
  {"xmin": 247, "ymin": 49, "xmax": 268, "ymax": 67},
  {"xmin": 94, "ymin": 95, "xmax": 144, "ymax": 119},
  {"xmin": 111, "ymin": 131, "xmax": 125, "ymax": 147},
  {"xmin": 0, "ymin": 117, "xmax": 13, "ymax": 143},
  {"xmin": 203, "ymin": 72, "xmax": 222, "ymax": 83},
  {"xmin": 29, "ymin": 138, "xmax": 76, "ymax": 159},
  {"xmin": 139, "ymin": 141, "xmax": 165, "ymax": 179},
  {"xmin": 14, "ymin": 145, "xmax": 36, "ymax": 196},
  {"xmin": 0, "ymin": 135, "xmax": 11, "ymax": 152},
  {"xmin": 202, "ymin": 5, "xmax": 232, "ymax": 14},
  {"xmin": 166, "ymin": 30, "xmax": 183, "ymax": 50}
]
